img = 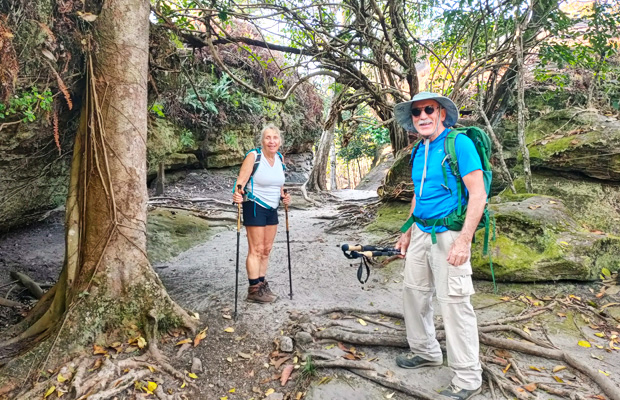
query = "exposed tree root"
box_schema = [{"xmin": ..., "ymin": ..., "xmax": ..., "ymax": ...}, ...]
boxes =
[
  {"xmin": 313, "ymin": 359, "xmax": 375, "ymax": 370},
  {"xmin": 9, "ymin": 271, "xmax": 44, "ymax": 299},
  {"xmin": 318, "ymin": 307, "xmax": 404, "ymax": 319},
  {"xmin": 346, "ymin": 368, "xmax": 441, "ymax": 400},
  {"xmin": 0, "ymin": 298, "xmax": 23, "ymax": 308},
  {"xmin": 306, "ymin": 304, "xmax": 618, "ymax": 400}
]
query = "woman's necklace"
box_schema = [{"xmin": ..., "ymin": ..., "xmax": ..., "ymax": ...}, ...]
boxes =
[{"xmin": 264, "ymin": 154, "xmax": 275, "ymax": 163}]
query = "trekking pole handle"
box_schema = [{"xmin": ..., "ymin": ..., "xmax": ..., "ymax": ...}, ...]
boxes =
[
  {"xmin": 354, "ymin": 250, "xmax": 401, "ymax": 258},
  {"xmin": 236, "ymin": 184, "xmax": 242, "ymax": 231},
  {"xmin": 340, "ymin": 244, "xmax": 399, "ymax": 253}
]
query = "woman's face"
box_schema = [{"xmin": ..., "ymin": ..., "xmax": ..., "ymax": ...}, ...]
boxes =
[{"xmin": 262, "ymin": 129, "xmax": 281, "ymax": 153}]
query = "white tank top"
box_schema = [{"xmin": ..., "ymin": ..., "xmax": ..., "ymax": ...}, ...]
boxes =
[{"xmin": 248, "ymin": 151, "xmax": 285, "ymax": 209}]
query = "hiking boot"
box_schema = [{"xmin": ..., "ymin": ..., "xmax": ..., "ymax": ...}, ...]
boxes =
[
  {"xmin": 395, "ymin": 353, "xmax": 442, "ymax": 369},
  {"xmin": 246, "ymin": 283, "xmax": 276, "ymax": 303},
  {"xmin": 262, "ymin": 280, "xmax": 278, "ymax": 300},
  {"xmin": 438, "ymin": 383, "xmax": 482, "ymax": 400}
]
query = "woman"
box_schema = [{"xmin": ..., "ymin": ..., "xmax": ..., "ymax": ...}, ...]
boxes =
[{"xmin": 232, "ymin": 123, "xmax": 291, "ymax": 303}]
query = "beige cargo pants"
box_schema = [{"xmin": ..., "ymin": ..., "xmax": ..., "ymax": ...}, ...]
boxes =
[{"xmin": 403, "ymin": 225, "xmax": 482, "ymax": 390}]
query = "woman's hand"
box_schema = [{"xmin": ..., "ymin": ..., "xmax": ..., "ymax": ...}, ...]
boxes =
[
  {"xmin": 233, "ymin": 187, "xmax": 245, "ymax": 204},
  {"xmin": 282, "ymin": 192, "xmax": 291, "ymax": 206}
]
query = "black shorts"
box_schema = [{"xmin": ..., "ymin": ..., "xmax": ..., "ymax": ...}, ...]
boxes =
[{"xmin": 242, "ymin": 201, "xmax": 279, "ymax": 226}]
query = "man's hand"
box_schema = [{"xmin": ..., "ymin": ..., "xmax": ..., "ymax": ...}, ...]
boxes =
[
  {"xmin": 447, "ymin": 235, "xmax": 471, "ymax": 266},
  {"xmin": 282, "ymin": 192, "xmax": 292, "ymax": 206},
  {"xmin": 232, "ymin": 187, "xmax": 245, "ymax": 204},
  {"xmin": 395, "ymin": 232, "xmax": 411, "ymax": 258}
]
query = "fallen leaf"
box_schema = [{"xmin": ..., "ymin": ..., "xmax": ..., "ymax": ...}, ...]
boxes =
[
  {"xmin": 229, "ymin": 388, "xmax": 236, "ymax": 393},
  {"xmin": 358, "ymin": 318, "xmax": 367, "ymax": 326},
  {"xmin": 194, "ymin": 329, "xmax": 207, "ymax": 347},
  {"xmin": 222, "ymin": 314, "xmax": 232, "ymax": 319},
  {"xmin": 220, "ymin": 397, "xmax": 228, "ymax": 400},
  {"xmin": 265, "ymin": 388, "xmax": 275, "ymax": 396},
  {"xmin": 296, "ymin": 392, "xmax": 304, "ymax": 400},
  {"xmin": 57, "ymin": 373, "xmax": 67, "ymax": 383},
  {"xmin": 77, "ymin": 11, "xmax": 98, "ymax": 21},
  {"xmin": 45, "ymin": 386, "xmax": 56, "ymax": 398},
  {"xmin": 180, "ymin": 381, "xmax": 186, "ymax": 388},
  {"xmin": 523, "ymin": 382, "xmax": 537, "ymax": 392},
  {"xmin": 137, "ymin": 337, "xmax": 147, "ymax": 349},
  {"xmin": 281, "ymin": 364, "xmax": 294, "ymax": 386},
  {"xmin": 528, "ymin": 205, "xmax": 541, "ymax": 210},
  {"xmin": 318, "ymin": 377, "xmax": 332, "ymax": 385},
  {"xmin": 549, "ymin": 200, "xmax": 558, "ymax": 204},
  {"xmin": 601, "ymin": 303, "xmax": 619, "ymax": 309},
  {"xmin": 578, "ymin": 340, "xmax": 591, "ymax": 348},
  {"xmin": 273, "ymin": 356, "xmax": 290, "ymax": 369},
  {"xmin": 557, "ymin": 312, "xmax": 567, "ymax": 318},
  {"xmin": 386, "ymin": 392, "xmax": 395, "ymax": 399},
  {"xmin": 41, "ymin": 49, "xmax": 56, "ymax": 61},
  {"xmin": 552, "ymin": 365, "xmax": 566, "ymax": 373},
  {"xmin": 93, "ymin": 345, "xmax": 107, "ymax": 355},
  {"xmin": 325, "ymin": 344, "xmax": 335, "ymax": 350},
  {"xmin": 529, "ymin": 366, "xmax": 542, "ymax": 372},
  {"xmin": 188, "ymin": 372, "xmax": 198, "ymax": 379},
  {"xmin": 147, "ymin": 365, "xmax": 156, "ymax": 373},
  {"xmin": 227, "ymin": 357, "xmax": 233, "ymax": 363},
  {"xmin": 147, "ymin": 381, "xmax": 158, "ymax": 392},
  {"xmin": 553, "ymin": 375, "xmax": 564, "ymax": 383},
  {"xmin": 523, "ymin": 326, "xmax": 531, "ymax": 336},
  {"xmin": 594, "ymin": 332, "xmax": 606, "ymax": 338},
  {"xmin": 502, "ymin": 363, "xmax": 512, "ymax": 374},
  {"xmin": 601, "ymin": 268, "xmax": 612, "ymax": 278},
  {"xmin": 494, "ymin": 349, "xmax": 512, "ymax": 358},
  {"xmin": 224, "ymin": 327, "xmax": 235, "ymax": 333},
  {"xmin": 238, "ymin": 352, "xmax": 252, "ymax": 359},
  {"xmin": 599, "ymin": 370, "xmax": 610, "ymax": 376},
  {"xmin": 500, "ymin": 296, "xmax": 511, "ymax": 301},
  {"xmin": 343, "ymin": 354, "xmax": 356, "ymax": 360},
  {"xmin": 176, "ymin": 338, "xmax": 191, "ymax": 346}
]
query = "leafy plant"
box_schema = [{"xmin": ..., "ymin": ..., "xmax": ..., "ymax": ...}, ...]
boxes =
[
  {"xmin": 0, "ymin": 87, "xmax": 53, "ymax": 122},
  {"xmin": 179, "ymin": 129, "xmax": 195, "ymax": 149}
]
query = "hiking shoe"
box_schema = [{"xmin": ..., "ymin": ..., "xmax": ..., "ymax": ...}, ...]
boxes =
[
  {"xmin": 262, "ymin": 280, "xmax": 278, "ymax": 300},
  {"xmin": 438, "ymin": 383, "xmax": 482, "ymax": 400},
  {"xmin": 246, "ymin": 283, "xmax": 276, "ymax": 303},
  {"xmin": 395, "ymin": 353, "xmax": 442, "ymax": 369}
]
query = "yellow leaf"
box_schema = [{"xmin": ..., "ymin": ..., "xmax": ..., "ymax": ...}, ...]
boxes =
[
  {"xmin": 549, "ymin": 200, "xmax": 557, "ymax": 204},
  {"xmin": 57, "ymin": 373, "xmax": 67, "ymax": 383},
  {"xmin": 599, "ymin": 370, "xmax": 610, "ymax": 376},
  {"xmin": 229, "ymin": 388, "xmax": 236, "ymax": 393},
  {"xmin": 595, "ymin": 332, "xmax": 606, "ymax": 338},
  {"xmin": 578, "ymin": 340, "xmax": 592, "ymax": 348},
  {"xmin": 220, "ymin": 397, "xmax": 228, "ymax": 400},
  {"xmin": 552, "ymin": 365, "xmax": 566, "ymax": 373},
  {"xmin": 191, "ymin": 312, "xmax": 200, "ymax": 320},
  {"xmin": 147, "ymin": 365, "xmax": 156, "ymax": 372},
  {"xmin": 553, "ymin": 375, "xmax": 564, "ymax": 383},
  {"xmin": 529, "ymin": 366, "xmax": 541, "ymax": 372},
  {"xmin": 147, "ymin": 382, "xmax": 158, "ymax": 392},
  {"xmin": 137, "ymin": 337, "xmax": 147, "ymax": 349},
  {"xmin": 180, "ymin": 381, "xmax": 186, "ymax": 389},
  {"xmin": 188, "ymin": 372, "xmax": 198, "ymax": 379},
  {"xmin": 296, "ymin": 392, "xmax": 303, "ymax": 400},
  {"xmin": 265, "ymin": 388, "xmax": 275, "ymax": 396},
  {"xmin": 500, "ymin": 296, "xmax": 510, "ymax": 301},
  {"xmin": 560, "ymin": 241, "xmax": 569, "ymax": 246},
  {"xmin": 93, "ymin": 344, "xmax": 107, "ymax": 355},
  {"xmin": 45, "ymin": 386, "xmax": 56, "ymax": 398},
  {"xmin": 557, "ymin": 312, "xmax": 567, "ymax": 318},
  {"xmin": 325, "ymin": 344, "xmax": 335, "ymax": 349},
  {"xmin": 56, "ymin": 389, "xmax": 65, "ymax": 398},
  {"xmin": 224, "ymin": 327, "xmax": 235, "ymax": 333},
  {"xmin": 358, "ymin": 318, "xmax": 367, "ymax": 326},
  {"xmin": 502, "ymin": 363, "xmax": 511, "ymax": 374},
  {"xmin": 523, "ymin": 327, "xmax": 531, "ymax": 336},
  {"xmin": 293, "ymin": 356, "xmax": 298, "ymax": 364},
  {"xmin": 569, "ymin": 294, "xmax": 581, "ymax": 301},
  {"xmin": 227, "ymin": 357, "xmax": 233, "ymax": 363},
  {"xmin": 601, "ymin": 268, "xmax": 612, "ymax": 278},
  {"xmin": 176, "ymin": 338, "xmax": 191, "ymax": 346},
  {"xmin": 596, "ymin": 345, "xmax": 605, "ymax": 349},
  {"xmin": 194, "ymin": 329, "xmax": 207, "ymax": 347}
]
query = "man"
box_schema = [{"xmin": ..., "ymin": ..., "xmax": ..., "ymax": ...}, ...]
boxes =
[{"xmin": 393, "ymin": 92, "xmax": 485, "ymax": 400}]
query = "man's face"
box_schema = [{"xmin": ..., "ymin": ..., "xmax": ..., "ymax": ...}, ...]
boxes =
[{"xmin": 411, "ymin": 100, "xmax": 446, "ymax": 138}]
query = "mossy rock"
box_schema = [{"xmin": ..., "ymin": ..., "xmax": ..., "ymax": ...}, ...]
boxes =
[
  {"xmin": 365, "ymin": 201, "xmax": 411, "ymax": 234},
  {"xmin": 147, "ymin": 208, "xmax": 212, "ymax": 263},
  {"xmin": 472, "ymin": 196, "xmax": 620, "ymax": 282},
  {"xmin": 526, "ymin": 109, "xmax": 620, "ymax": 181},
  {"xmin": 203, "ymin": 124, "xmax": 256, "ymax": 168}
]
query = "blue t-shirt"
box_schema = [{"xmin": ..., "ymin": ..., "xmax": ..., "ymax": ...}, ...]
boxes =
[{"xmin": 411, "ymin": 128, "xmax": 482, "ymax": 233}]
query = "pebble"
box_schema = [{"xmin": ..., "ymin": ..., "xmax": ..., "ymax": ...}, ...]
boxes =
[
  {"xmin": 266, "ymin": 393, "xmax": 284, "ymax": 400},
  {"xmin": 294, "ymin": 331, "xmax": 313, "ymax": 345},
  {"xmin": 191, "ymin": 357, "xmax": 203, "ymax": 373},
  {"xmin": 280, "ymin": 336, "xmax": 294, "ymax": 352}
]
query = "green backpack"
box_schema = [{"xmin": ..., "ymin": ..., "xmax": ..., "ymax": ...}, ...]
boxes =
[{"xmin": 401, "ymin": 126, "xmax": 496, "ymax": 288}]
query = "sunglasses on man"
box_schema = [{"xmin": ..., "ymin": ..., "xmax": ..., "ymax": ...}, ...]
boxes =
[{"xmin": 411, "ymin": 105, "xmax": 439, "ymax": 117}]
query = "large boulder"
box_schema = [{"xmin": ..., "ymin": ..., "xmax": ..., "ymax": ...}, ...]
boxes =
[
  {"xmin": 526, "ymin": 109, "xmax": 620, "ymax": 181},
  {"xmin": 377, "ymin": 146, "xmax": 413, "ymax": 201},
  {"xmin": 472, "ymin": 196, "xmax": 620, "ymax": 282},
  {"xmin": 202, "ymin": 123, "xmax": 256, "ymax": 169}
]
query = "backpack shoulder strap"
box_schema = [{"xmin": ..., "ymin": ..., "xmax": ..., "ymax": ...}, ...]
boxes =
[
  {"xmin": 245, "ymin": 147, "xmax": 262, "ymax": 178},
  {"xmin": 443, "ymin": 130, "xmax": 465, "ymax": 215},
  {"xmin": 409, "ymin": 141, "xmax": 422, "ymax": 167},
  {"xmin": 276, "ymin": 151, "xmax": 286, "ymax": 171}
]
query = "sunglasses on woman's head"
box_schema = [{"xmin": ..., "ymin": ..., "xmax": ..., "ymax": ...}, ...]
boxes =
[{"xmin": 411, "ymin": 105, "xmax": 437, "ymax": 117}]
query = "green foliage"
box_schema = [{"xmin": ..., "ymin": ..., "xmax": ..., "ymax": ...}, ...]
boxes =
[
  {"xmin": 150, "ymin": 102, "xmax": 166, "ymax": 118},
  {"xmin": 179, "ymin": 129, "xmax": 195, "ymax": 149},
  {"xmin": 337, "ymin": 121, "xmax": 388, "ymax": 163},
  {"xmin": 0, "ymin": 87, "xmax": 53, "ymax": 122}
]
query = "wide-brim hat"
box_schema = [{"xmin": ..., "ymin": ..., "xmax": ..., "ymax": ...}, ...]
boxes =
[{"xmin": 394, "ymin": 92, "xmax": 458, "ymax": 133}]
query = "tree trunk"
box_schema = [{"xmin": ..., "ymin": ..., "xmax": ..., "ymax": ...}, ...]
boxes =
[
  {"xmin": 347, "ymin": 162, "xmax": 352, "ymax": 189},
  {"xmin": 329, "ymin": 140, "xmax": 337, "ymax": 190},
  {"xmin": 389, "ymin": 121, "xmax": 408, "ymax": 154},
  {"xmin": 515, "ymin": 8, "xmax": 533, "ymax": 193},
  {"xmin": 306, "ymin": 125, "xmax": 335, "ymax": 191},
  {"xmin": 356, "ymin": 158, "xmax": 362, "ymax": 182},
  {"xmin": 0, "ymin": 0, "xmax": 194, "ymax": 371},
  {"xmin": 155, "ymin": 161, "xmax": 165, "ymax": 195}
]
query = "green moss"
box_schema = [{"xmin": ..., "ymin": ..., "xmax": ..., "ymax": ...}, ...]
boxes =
[
  {"xmin": 365, "ymin": 202, "xmax": 410, "ymax": 234},
  {"xmin": 147, "ymin": 208, "xmax": 213, "ymax": 263}
]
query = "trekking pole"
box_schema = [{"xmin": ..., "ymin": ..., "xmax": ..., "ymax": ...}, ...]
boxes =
[
  {"xmin": 234, "ymin": 184, "xmax": 242, "ymax": 321},
  {"xmin": 284, "ymin": 189, "xmax": 293, "ymax": 300}
]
